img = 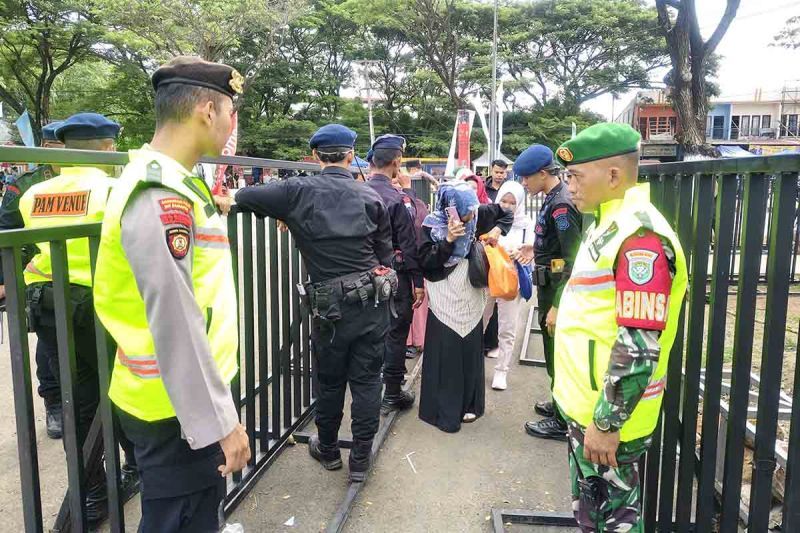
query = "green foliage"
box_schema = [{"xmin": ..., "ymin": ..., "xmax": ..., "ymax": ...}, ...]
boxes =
[
  {"xmin": 0, "ymin": 0, "xmax": 665, "ymax": 159},
  {"xmin": 504, "ymin": 0, "xmax": 667, "ymax": 106},
  {"xmin": 502, "ymin": 102, "xmax": 604, "ymax": 156}
]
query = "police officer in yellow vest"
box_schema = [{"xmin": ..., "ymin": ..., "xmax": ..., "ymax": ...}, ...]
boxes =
[
  {"xmin": 551, "ymin": 123, "xmax": 688, "ymax": 532},
  {"xmin": 93, "ymin": 56, "xmax": 250, "ymax": 533},
  {"xmin": 20, "ymin": 112, "xmax": 132, "ymax": 527}
]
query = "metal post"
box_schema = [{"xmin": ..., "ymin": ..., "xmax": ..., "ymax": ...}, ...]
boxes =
[{"xmin": 489, "ymin": 0, "xmax": 498, "ymax": 164}]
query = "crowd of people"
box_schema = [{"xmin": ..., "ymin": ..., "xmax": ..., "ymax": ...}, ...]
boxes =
[{"xmin": 2, "ymin": 55, "xmax": 689, "ymax": 533}]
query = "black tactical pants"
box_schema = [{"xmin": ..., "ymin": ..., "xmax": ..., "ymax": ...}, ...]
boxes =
[
  {"xmin": 35, "ymin": 328, "xmax": 61, "ymax": 408},
  {"xmin": 382, "ymin": 273, "xmax": 413, "ymax": 387},
  {"xmin": 28, "ymin": 284, "xmax": 99, "ymax": 449},
  {"xmin": 537, "ymin": 285, "xmax": 556, "ymax": 389},
  {"xmin": 117, "ymin": 410, "xmax": 225, "ymax": 533},
  {"xmin": 28, "ymin": 283, "xmax": 136, "ymax": 478},
  {"xmin": 312, "ymin": 299, "xmax": 389, "ymax": 446}
]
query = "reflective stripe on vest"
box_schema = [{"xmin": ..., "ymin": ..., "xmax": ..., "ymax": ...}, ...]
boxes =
[
  {"xmin": 93, "ymin": 145, "xmax": 238, "ymax": 422},
  {"xmin": 552, "ymin": 184, "xmax": 689, "ymax": 442},
  {"xmin": 19, "ymin": 167, "xmax": 114, "ymax": 287}
]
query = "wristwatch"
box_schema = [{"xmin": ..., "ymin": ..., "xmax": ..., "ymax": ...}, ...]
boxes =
[{"xmin": 594, "ymin": 419, "xmax": 613, "ymax": 432}]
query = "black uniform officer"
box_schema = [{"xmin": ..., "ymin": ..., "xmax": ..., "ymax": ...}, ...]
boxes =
[
  {"xmin": 0, "ymin": 121, "xmax": 61, "ymax": 437},
  {"xmin": 235, "ymin": 124, "xmax": 394, "ymax": 483},
  {"xmin": 366, "ymin": 134, "xmax": 423, "ymax": 412},
  {"xmin": 511, "ymin": 145, "xmax": 582, "ymax": 441}
]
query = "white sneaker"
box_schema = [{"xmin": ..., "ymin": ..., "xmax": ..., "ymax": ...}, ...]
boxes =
[
  {"xmin": 486, "ymin": 348, "xmax": 500, "ymax": 359},
  {"xmin": 492, "ymin": 370, "xmax": 508, "ymax": 390}
]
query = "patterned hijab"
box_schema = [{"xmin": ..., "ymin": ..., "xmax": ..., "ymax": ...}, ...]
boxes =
[{"xmin": 423, "ymin": 181, "xmax": 480, "ymax": 267}]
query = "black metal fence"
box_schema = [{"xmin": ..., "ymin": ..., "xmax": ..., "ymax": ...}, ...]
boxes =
[
  {"xmin": 639, "ymin": 154, "xmax": 800, "ymax": 532},
  {"xmin": 0, "ymin": 146, "xmax": 318, "ymax": 532}
]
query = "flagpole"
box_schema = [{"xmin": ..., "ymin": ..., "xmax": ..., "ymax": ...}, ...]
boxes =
[{"xmin": 489, "ymin": 0, "xmax": 498, "ymax": 166}]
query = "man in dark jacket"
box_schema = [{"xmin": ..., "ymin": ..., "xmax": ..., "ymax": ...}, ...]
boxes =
[
  {"xmin": 235, "ymin": 124, "xmax": 394, "ymax": 483},
  {"xmin": 366, "ymin": 135, "xmax": 425, "ymax": 412}
]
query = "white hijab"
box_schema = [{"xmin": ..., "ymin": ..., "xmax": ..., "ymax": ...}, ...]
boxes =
[{"xmin": 495, "ymin": 181, "xmax": 533, "ymax": 249}]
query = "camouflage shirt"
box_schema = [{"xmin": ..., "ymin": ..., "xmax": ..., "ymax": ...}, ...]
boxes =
[{"xmin": 593, "ymin": 229, "xmax": 676, "ymax": 432}]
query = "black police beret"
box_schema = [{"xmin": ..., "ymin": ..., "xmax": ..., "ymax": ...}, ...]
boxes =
[{"xmin": 152, "ymin": 57, "xmax": 244, "ymax": 99}]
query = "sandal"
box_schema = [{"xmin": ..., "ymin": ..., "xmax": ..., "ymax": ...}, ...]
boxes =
[{"xmin": 462, "ymin": 413, "xmax": 477, "ymax": 423}]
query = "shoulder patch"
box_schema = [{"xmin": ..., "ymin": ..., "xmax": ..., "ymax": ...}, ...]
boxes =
[
  {"xmin": 159, "ymin": 197, "xmax": 192, "ymax": 214},
  {"xmin": 625, "ymin": 249, "xmax": 659, "ymax": 285},
  {"xmin": 553, "ymin": 207, "xmax": 570, "ymax": 231},
  {"xmin": 160, "ymin": 212, "xmax": 192, "ymax": 227},
  {"xmin": 166, "ymin": 227, "xmax": 190, "ymax": 259}
]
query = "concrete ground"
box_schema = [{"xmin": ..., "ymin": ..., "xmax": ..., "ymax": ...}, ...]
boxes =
[
  {"xmin": 231, "ymin": 300, "xmax": 575, "ymax": 533},
  {"xmin": 0, "ymin": 300, "xmax": 574, "ymax": 532}
]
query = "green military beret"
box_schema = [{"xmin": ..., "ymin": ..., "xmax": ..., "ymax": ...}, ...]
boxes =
[{"xmin": 555, "ymin": 123, "xmax": 642, "ymax": 166}]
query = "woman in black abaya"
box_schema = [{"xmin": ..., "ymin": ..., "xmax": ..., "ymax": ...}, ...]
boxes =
[{"xmin": 418, "ymin": 182, "xmax": 512, "ymax": 433}]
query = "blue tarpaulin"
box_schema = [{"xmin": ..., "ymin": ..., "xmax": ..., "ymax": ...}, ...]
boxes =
[{"xmin": 718, "ymin": 145, "xmax": 755, "ymax": 158}]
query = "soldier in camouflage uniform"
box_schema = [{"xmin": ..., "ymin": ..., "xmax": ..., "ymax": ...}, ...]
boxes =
[{"xmin": 551, "ymin": 123, "xmax": 688, "ymax": 532}]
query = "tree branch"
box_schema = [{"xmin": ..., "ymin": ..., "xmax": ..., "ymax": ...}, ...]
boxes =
[{"xmin": 704, "ymin": 0, "xmax": 741, "ymax": 57}]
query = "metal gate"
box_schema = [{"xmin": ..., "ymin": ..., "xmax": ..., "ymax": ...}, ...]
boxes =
[{"xmin": 0, "ymin": 146, "xmax": 318, "ymax": 532}]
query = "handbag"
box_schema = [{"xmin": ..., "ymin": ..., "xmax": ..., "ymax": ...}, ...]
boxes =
[
  {"xmin": 484, "ymin": 243, "xmax": 519, "ymax": 300},
  {"xmin": 467, "ymin": 239, "xmax": 489, "ymax": 289}
]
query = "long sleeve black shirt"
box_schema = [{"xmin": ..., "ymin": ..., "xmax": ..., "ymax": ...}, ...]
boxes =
[
  {"xmin": 234, "ymin": 166, "xmax": 394, "ymax": 283},
  {"xmin": 366, "ymin": 174, "xmax": 423, "ymax": 288},
  {"xmin": 533, "ymin": 181, "xmax": 583, "ymax": 306}
]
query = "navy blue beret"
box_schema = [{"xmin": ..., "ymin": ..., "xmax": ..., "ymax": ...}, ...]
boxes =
[
  {"xmin": 370, "ymin": 134, "xmax": 406, "ymax": 153},
  {"xmin": 309, "ymin": 124, "xmax": 357, "ymax": 150},
  {"xmin": 41, "ymin": 121, "xmax": 63, "ymax": 142},
  {"xmin": 513, "ymin": 144, "xmax": 557, "ymax": 177},
  {"xmin": 55, "ymin": 113, "xmax": 120, "ymax": 143},
  {"xmin": 366, "ymin": 148, "xmax": 374, "ymax": 163}
]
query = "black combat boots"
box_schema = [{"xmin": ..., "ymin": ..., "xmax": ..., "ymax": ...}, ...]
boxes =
[
  {"xmin": 308, "ymin": 435, "xmax": 343, "ymax": 470},
  {"xmin": 381, "ymin": 384, "xmax": 415, "ymax": 413},
  {"xmin": 348, "ymin": 439, "xmax": 373, "ymax": 483}
]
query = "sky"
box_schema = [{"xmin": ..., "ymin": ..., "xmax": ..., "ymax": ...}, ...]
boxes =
[{"xmin": 585, "ymin": 0, "xmax": 800, "ymax": 120}]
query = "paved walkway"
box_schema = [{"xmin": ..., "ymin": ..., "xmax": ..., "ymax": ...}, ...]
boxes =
[
  {"xmin": 0, "ymin": 303, "xmax": 574, "ymax": 532},
  {"xmin": 231, "ymin": 303, "xmax": 575, "ymax": 532}
]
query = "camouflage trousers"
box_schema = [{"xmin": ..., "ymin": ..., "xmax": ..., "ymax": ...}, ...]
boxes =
[{"xmin": 566, "ymin": 418, "xmax": 652, "ymax": 533}]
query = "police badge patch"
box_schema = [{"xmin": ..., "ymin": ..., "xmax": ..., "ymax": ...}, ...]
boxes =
[
  {"xmin": 552, "ymin": 207, "xmax": 570, "ymax": 231},
  {"xmin": 625, "ymin": 249, "xmax": 659, "ymax": 285},
  {"xmin": 166, "ymin": 227, "xmax": 190, "ymax": 260}
]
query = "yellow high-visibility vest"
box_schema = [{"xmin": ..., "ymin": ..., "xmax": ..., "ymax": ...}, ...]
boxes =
[
  {"xmin": 19, "ymin": 167, "xmax": 115, "ymax": 287},
  {"xmin": 93, "ymin": 146, "xmax": 238, "ymax": 421},
  {"xmin": 553, "ymin": 184, "xmax": 688, "ymax": 442}
]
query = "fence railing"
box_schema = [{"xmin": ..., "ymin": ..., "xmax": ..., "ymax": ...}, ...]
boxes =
[
  {"xmin": 638, "ymin": 154, "xmax": 800, "ymax": 532},
  {"xmin": 0, "ymin": 146, "xmax": 317, "ymax": 532}
]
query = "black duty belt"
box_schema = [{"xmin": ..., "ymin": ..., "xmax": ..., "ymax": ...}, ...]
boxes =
[
  {"xmin": 532, "ymin": 265, "xmax": 569, "ymax": 287},
  {"xmin": 301, "ymin": 268, "xmax": 399, "ymax": 324}
]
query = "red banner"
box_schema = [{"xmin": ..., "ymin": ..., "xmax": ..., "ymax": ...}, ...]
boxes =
[
  {"xmin": 212, "ymin": 111, "xmax": 238, "ymax": 195},
  {"xmin": 456, "ymin": 109, "xmax": 471, "ymax": 170}
]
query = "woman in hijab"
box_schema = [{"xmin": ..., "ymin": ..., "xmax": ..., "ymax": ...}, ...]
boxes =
[
  {"xmin": 463, "ymin": 174, "xmax": 491, "ymax": 205},
  {"xmin": 418, "ymin": 181, "xmax": 513, "ymax": 433},
  {"xmin": 481, "ymin": 181, "xmax": 535, "ymax": 391}
]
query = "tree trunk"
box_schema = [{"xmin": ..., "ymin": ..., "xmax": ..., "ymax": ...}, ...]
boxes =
[{"xmin": 672, "ymin": 83, "xmax": 705, "ymax": 151}]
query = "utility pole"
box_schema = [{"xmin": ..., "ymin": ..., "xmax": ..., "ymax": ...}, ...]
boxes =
[
  {"xmin": 489, "ymin": 0, "xmax": 499, "ymax": 165},
  {"xmin": 354, "ymin": 60, "xmax": 381, "ymax": 145}
]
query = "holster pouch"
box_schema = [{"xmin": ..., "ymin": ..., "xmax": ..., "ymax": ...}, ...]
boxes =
[
  {"xmin": 310, "ymin": 284, "xmax": 342, "ymax": 322},
  {"xmin": 26, "ymin": 283, "xmax": 93, "ymax": 330}
]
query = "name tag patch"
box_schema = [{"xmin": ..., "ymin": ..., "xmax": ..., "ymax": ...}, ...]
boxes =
[
  {"xmin": 616, "ymin": 291, "xmax": 668, "ymax": 323},
  {"xmin": 31, "ymin": 191, "xmax": 91, "ymax": 217}
]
